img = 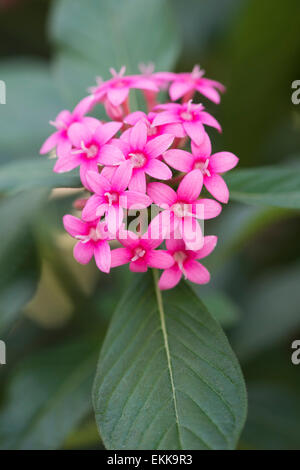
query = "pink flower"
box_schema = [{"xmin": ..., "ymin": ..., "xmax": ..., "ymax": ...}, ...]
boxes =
[
  {"xmin": 163, "ymin": 133, "xmax": 238, "ymax": 203},
  {"xmin": 40, "ymin": 96, "xmax": 95, "ymax": 157},
  {"xmin": 124, "ymin": 111, "xmax": 185, "ymax": 140},
  {"xmin": 153, "ymin": 100, "xmax": 221, "ymax": 146},
  {"xmin": 147, "ymin": 170, "xmax": 221, "ymax": 250},
  {"xmin": 158, "ymin": 235, "xmax": 217, "ymax": 290},
  {"xmin": 169, "ymin": 65, "xmax": 225, "ymax": 104},
  {"xmin": 82, "ymin": 164, "xmax": 152, "ymax": 233},
  {"xmin": 54, "ymin": 120, "xmax": 123, "ymax": 189},
  {"xmin": 105, "ymin": 120, "xmax": 174, "ymax": 193},
  {"xmin": 90, "ymin": 66, "xmax": 158, "ymax": 108},
  {"xmin": 63, "ymin": 215, "xmax": 112, "ymax": 273},
  {"xmin": 110, "ymin": 229, "xmax": 173, "ymax": 272}
]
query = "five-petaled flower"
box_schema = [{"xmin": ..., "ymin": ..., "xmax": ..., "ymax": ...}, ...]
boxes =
[
  {"xmin": 63, "ymin": 215, "xmax": 113, "ymax": 273},
  {"xmin": 54, "ymin": 120, "xmax": 123, "ymax": 189},
  {"xmin": 40, "ymin": 96, "xmax": 95, "ymax": 157},
  {"xmin": 153, "ymin": 100, "xmax": 221, "ymax": 146},
  {"xmin": 168, "ymin": 65, "xmax": 225, "ymax": 104},
  {"xmin": 111, "ymin": 228, "xmax": 174, "ymax": 272},
  {"xmin": 163, "ymin": 132, "xmax": 239, "ymax": 203},
  {"xmin": 106, "ymin": 120, "xmax": 174, "ymax": 193},
  {"xmin": 147, "ymin": 170, "xmax": 221, "ymax": 250},
  {"xmin": 159, "ymin": 235, "xmax": 217, "ymax": 290},
  {"xmin": 82, "ymin": 164, "xmax": 152, "ymax": 234}
]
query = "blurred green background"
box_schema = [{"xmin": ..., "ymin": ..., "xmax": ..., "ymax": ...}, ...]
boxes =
[{"xmin": 0, "ymin": 0, "xmax": 300, "ymax": 450}]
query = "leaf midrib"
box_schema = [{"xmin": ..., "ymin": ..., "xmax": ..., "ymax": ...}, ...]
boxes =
[{"xmin": 152, "ymin": 269, "xmax": 183, "ymax": 449}]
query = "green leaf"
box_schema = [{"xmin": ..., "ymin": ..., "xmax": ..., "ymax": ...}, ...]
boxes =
[
  {"xmin": 0, "ymin": 338, "xmax": 99, "ymax": 450},
  {"xmin": 0, "ymin": 158, "xmax": 81, "ymax": 193},
  {"xmin": 49, "ymin": 0, "xmax": 181, "ymax": 106},
  {"xmin": 226, "ymin": 165, "xmax": 300, "ymax": 209},
  {"xmin": 0, "ymin": 60, "xmax": 64, "ymax": 162},
  {"xmin": 93, "ymin": 271, "xmax": 247, "ymax": 450},
  {"xmin": 232, "ymin": 262, "xmax": 300, "ymax": 361}
]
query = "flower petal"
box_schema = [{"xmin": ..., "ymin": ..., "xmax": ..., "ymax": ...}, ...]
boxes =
[
  {"xmin": 166, "ymin": 236, "xmax": 186, "ymax": 252},
  {"xmin": 204, "ymin": 174, "xmax": 229, "ymax": 203},
  {"xmin": 121, "ymin": 191, "xmax": 152, "ymax": 209},
  {"xmin": 152, "ymin": 112, "xmax": 180, "ymax": 127},
  {"xmin": 158, "ymin": 265, "xmax": 182, "ymax": 290},
  {"xmin": 163, "ymin": 149, "xmax": 193, "ymax": 172},
  {"xmin": 177, "ymin": 169, "xmax": 203, "ymax": 202},
  {"xmin": 117, "ymin": 230, "xmax": 139, "ymax": 248},
  {"xmin": 129, "ymin": 170, "xmax": 146, "ymax": 193},
  {"xmin": 124, "ymin": 111, "xmax": 147, "ymax": 126},
  {"xmin": 73, "ymin": 95, "xmax": 95, "ymax": 117},
  {"xmin": 99, "ymin": 144, "xmax": 125, "ymax": 166},
  {"xmin": 40, "ymin": 132, "xmax": 59, "ymax": 154},
  {"xmin": 111, "ymin": 160, "xmax": 133, "ymax": 192},
  {"xmin": 147, "ymin": 250, "xmax": 174, "ymax": 269},
  {"xmin": 53, "ymin": 154, "xmax": 81, "ymax": 173},
  {"xmin": 183, "ymin": 121, "xmax": 205, "ymax": 146},
  {"xmin": 145, "ymin": 212, "xmax": 174, "ymax": 244},
  {"xmin": 86, "ymin": 171, "xmax": 111, "ymax": 195},
  {"xmin": 209, "ymin": 152, "xmax": 239, "ymax": 173},
  {"xmin": 96, "ymin": 121, "xmax": 122, "ymax": 145},
  {"xmin": 179, "ymin": 216, "xmax": 204, "ymax": 251},
  {"xmin": 195, "ymin": 235, "xmax": 217, "ymax": 259},
  {"xmin": 106, "ymin": 205, "xmax": 124, "ymax": 235},
  {"xmin": 110, "ymin": 247, "xmax": 132, "ymax": 267},
  {"xmin": 57, "ymin": 138, "xmax": 72, "ymax": 158},
  {"xmin": 184, "ymin": 259, "xmax": 210, "ymax": 284},
  {"xmin": 196, "ymin": 85, "xmax": 221, "ymax": 104},
  {"xmin": 169, "ymin": 81, "xmax": 193, "ymax": 101},
  {"xmin": 82, "ymin": 195, "xmax": 105, "ymax": 221},
  {"xmin": 134, "ymin": 77, "xmax": 159, "ymax": 92},
  {"xmin": 191, "ymin": 132, "xmax": 212, "ymax": 158},
  {"xmin": 73, "ymin": 241, "xmax": 94, "ymax": 264},
  {"xmin": 196, "ymin": 198, "xmax": 222, "ymax": 219},
  {"xmin": 129, "ymin": 120, "xmax": 148, "ymax": 150},
  {"xmin": 68, "ymin": 122, "xmax": 91, "ymax": 147},
  {"xmin": 94, "ymin": 240, "xmax": 111, "ymax": 273},
  {"xmin": 147, "ymin": 182, "xmax": 177, "ymax": 207},
  {"xmin": 63, "ymin": 215, "xmax": 88, "ymax": 237},
  {"xmin": 146, "ymin": 159, "xmax": 172, "ymax": 180},
  {"xmin": 107, "ymin": 87, "xmax": 129, "ymax": 107},
  {"xmin": 199, "ymin": 111, "xmax": 222, "ymax": 132},
  {"xmin": 129, "ymin": 258, "xmax": 148, "ymax": 272},
  {"xmin": 145, "ymin": 133, "xmax": 174, "ymax": 159}
]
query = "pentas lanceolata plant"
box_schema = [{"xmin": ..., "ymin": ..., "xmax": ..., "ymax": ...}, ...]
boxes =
[{"xmin": 41, "ymin": 65, "xmax": 238, "ymax": 290}]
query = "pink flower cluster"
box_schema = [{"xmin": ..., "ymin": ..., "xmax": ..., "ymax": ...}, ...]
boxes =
[{"xmin": 41, "ymin": 65, "xmax": 238, "ymax": 290}]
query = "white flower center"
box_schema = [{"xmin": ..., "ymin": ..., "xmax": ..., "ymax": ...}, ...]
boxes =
[
  {"xmin": 180, "ymin": 111, "xmax": 193, "ymax": 121},
  {"xmin": 173, "ymin": 251, "xmax": 188, "ymax": 277},
  {"xmin": 148, "ymin": 125, "xmax": 158, "ymax": 136},
  {"xmin": 194, "ymin": 158, "xmax": 211, "ymax": 177},
  {"xmin": 131, "ymin": 247, "xmax": 146, "ymax": 262},
  {"xmin": 172, "ymin": 202, "xmax": 193, "ymax": 218},
  {"xmin": 86, "ymin": 144, "xmax": 98, "ymax": 159},
  {"xmin": 72, "ymin": 141, "xmax": 99, "ymax": 159},
  {"xmin": 104, "ymin": 191, "xmax": 119, "ymax": 206},
  {"xmin": 75, "ymin": 226, "xmax": 102, "ymax": 243},
  {"xmin": 128, "ymin": 152, "xmax": 147, "ymax": 168}
]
